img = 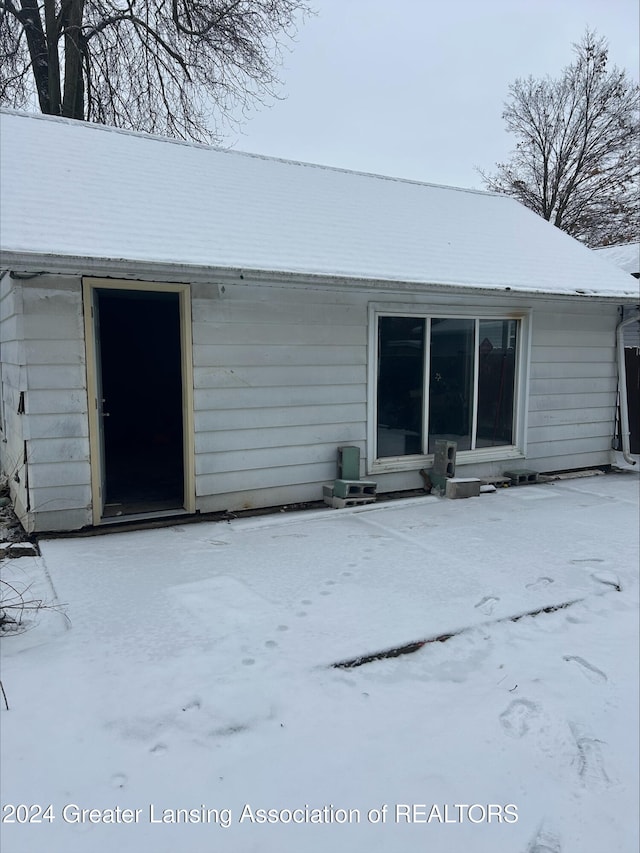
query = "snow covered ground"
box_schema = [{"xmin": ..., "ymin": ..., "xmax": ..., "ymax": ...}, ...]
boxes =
[{"xmin": 1, "ymin": 468, "xmax": 638, "ymax": 853}]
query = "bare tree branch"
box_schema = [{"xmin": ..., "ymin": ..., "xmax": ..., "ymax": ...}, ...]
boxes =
[
  {"xmin": 0, "ymin": 0, "xmax": 312, "ymax": 141},
  {"xmin": 480, "ymin": 30, "xmax": 640, "ymax": 247}
]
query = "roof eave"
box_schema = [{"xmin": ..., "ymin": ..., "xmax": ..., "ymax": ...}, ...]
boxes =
[{"xmin": 1, "ymin": 250, "xmax": 637, "ymax": 302}]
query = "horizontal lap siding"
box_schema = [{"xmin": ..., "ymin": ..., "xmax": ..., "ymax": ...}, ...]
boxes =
[
  {"xmin": 20, "ymin": 277, "xmax": 92, "ymax": 529},
  {"xmin": 0, "ymin": 273, "xmax": 28, "ymax": 519},
  {"xmin": 192, "ymin": 282, "xmax": 367, "ymax": 510},
  {"xmin": 526, "ymin": 305, "xmax": 618, "ymax": 470},
  {"xmin": 7, "ymin": 269, "xmax": 624, "ymax": 526}
]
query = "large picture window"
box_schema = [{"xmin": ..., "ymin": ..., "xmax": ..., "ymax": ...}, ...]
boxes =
[{"xmin": 376, "ymin": 315, "xmax": 519, "ymax": 459}]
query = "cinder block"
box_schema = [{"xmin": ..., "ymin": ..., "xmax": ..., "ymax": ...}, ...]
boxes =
[
  {"xmin": 433, "ymin": 440, "xmax": 457, "ymax": 478},
  {"xmin": 2, "ymin": 541, "xmax": 39, "ymax": 558},
  {"xmin": 322, "ymin": 484, "xmax": 335, "ymax": 506},
  {"xmin": 445, "ymin": 477, "xmax": 481, "ymax": 499},
  {"xmin": 331, "ymin": 495, "xmax": 377, "ymax": 509},
  {"xmin": 333, "ymin": 479, "xmax": 377, "ymax": 499},
  {"xmin": 480, "ymin": 476, "xmax": 511, "ymax": 488},
  {"xmin": 504, "ymin": 469, "xmax": 539, "ymax": 486},
  {"xmin": 337, "ymin": 446, "xmax": 360, "ymax": 481}
]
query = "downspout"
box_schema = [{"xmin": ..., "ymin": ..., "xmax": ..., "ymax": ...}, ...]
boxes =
[{"xmin": 616, "ymin": 311, "xmax": 639, "ymax": 465}]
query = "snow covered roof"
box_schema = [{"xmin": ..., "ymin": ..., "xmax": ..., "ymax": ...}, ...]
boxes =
[
  {"xmin": 1, "ymin": 110, "xmax": 637, "ymax": 298},
  {"xmin": 594, "ymin": 243, "xmax": 640, "ymax": 277}
]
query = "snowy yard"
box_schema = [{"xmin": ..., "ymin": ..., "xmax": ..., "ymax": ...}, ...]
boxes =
[{"xmin": 1, "ymin": 469, "xmax": 638, "ymax": 853}]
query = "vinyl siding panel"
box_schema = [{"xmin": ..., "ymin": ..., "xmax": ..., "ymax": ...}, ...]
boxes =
[
  {"xmin": 26, "ymin": 363, "xmax": 87, "ymax": 391},
  {"xmin": 525, "ymin": 305, "xmax": 618, "ymax": 470},
  {"xmin": 530, "ymin": 361, "xmax": 615, "ymax": 380},
  {"xmin": 195, "ymin": 403, "xmax": 366, "ymax": 432},
  {"xmin": 194, "ymin": 364, "xmax": 365, "ymax": 389},
  {"xmin": 527, "ymin": 406, "xmax": 613, "ymax": 428},
  {"xmin": 0, "ymin": 272, "xmax": 28, "ymax": 521},
  {"xmin": 196, "ymin": 441, "xmax": 349, "ymax": 476},
  {"xmin": 196, "ymin": 422, "xmax": 365, "ymax": 454},
  {"xmin": 622, "ymin": 306, "xmax": 640, "ymax": 348},
  {"xmin": 26, "ymin": 460, "xmax": 91, "ymax": 489},
  {"xmin": 194, "ymin": 383, "xmax": 365, "ymax": 411},
  {"xmin": 193, "ymin": 343, "xmax": 364, "ymax": 367},
  {"xmin": 192, "ymin": 282, "xmax": 368, "ymax": 510},
  {"xmin": 24, "ymin": 413, "xmax": 90, "ymax": 440},
  {"xmin": 197, "ymin": 461, "xmax": 333, "ymax": 498},
  {"xmin": 527, "ymin": 420, "xmax": 613, "ymax": 444},
  {"xmin": 5, "ymin": 268, "xmax": 625, "ymax": 528},
  {"xmin": 529, "ymin": 376, "xmax": 617, "ymax": 396},
  {"xmin": 19, "ymin": 276, "xmax": 91, "ymax": 530},
  {"xmin": 532, "ymin": 345, "xmax": 616, "ymax": 363},
  {"xmin": 191, "ymin": 285, "xmax": 619, "ymax": 511}
]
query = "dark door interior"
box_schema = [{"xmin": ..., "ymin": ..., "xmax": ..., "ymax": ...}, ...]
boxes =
[{"xmin": 97, "ymin": 289, "xmax": 184, "ymax": 516}]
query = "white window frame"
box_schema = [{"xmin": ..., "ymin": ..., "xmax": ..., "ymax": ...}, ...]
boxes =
[{"xmin": 367, "ymin": 302, "xmax": 531, "ymax": 475}]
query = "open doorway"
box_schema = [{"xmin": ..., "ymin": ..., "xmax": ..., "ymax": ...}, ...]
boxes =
[
  {"xmin": 97, "ymin": 288, "xmax": 183, "ymax": 515},
  {"xmin": 84, "ymin": 280, "xmax": 194, "ymax": 522}
]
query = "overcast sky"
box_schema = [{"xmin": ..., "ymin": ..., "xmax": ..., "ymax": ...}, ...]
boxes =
[{"xmin": 227, "ymin": 0, "xmax": 640, "ymax": 189}]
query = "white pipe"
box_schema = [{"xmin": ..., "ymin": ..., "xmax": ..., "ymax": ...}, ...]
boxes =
[{"xmin": 616, "ymin": 311, "xmax": 639, "ymax": 465}]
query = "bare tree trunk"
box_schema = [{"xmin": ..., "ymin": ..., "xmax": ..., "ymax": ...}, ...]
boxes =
[
  {"xmin": 18, "ymin": 0, "xmax": 50, "ymax": 113},
  {"xmin": 43, "ymin": 0, "xmax": 62, "ymax": 115},
  {"xmin": 61, "ymin": 0, "xmax": 85, "ymax": 119},
  {"xmin": 2, "ymin": 0, "xmax": 310, "ymax": 140}
]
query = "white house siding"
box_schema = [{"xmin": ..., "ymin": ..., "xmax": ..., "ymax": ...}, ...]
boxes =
[
  {"xmin": 2, "ymin": 271, "xmax": 623, "ymax": 530},
  {"xmin": 0, "ymin": 272, "xmax": 29, "ymax": 519},
  {"xmin": 191, "ymin": 281, "xmax": 368, "ymax": 513},
  {"xmin": 18, "ymin": 275, "xmax": 91, "ymax": 532},
  {"xmin": 191, "ymin": 281, "xmax": 619, "ymax": 513},
  {"xmin": 622, "ymin": 305, "xmax": 640, "ymax": 349},
  {"xmin": 526, "ymin": 303, "xmax": 618, "ymax": 472}
]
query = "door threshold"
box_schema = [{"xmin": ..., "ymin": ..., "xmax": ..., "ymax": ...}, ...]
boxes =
[{"xmin": 100, "ymin": 507, "xmax": 190, "ymax": 525}]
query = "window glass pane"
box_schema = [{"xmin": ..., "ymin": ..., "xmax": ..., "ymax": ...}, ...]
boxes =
[
  {"xmin": 476, "ymin": 319, "xmax": 518, "ymax": 447},
  {"xmin": 377, "ymin": 317, "xmax": 425, "ymax": 457},
  {"xmin": 428, "ymin": 318, "xmax": 474, "ymax": 453}
]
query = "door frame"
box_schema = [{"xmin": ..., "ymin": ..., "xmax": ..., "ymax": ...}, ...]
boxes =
[{"xmin": 83, "ymin": 277, "xmax": 196, "ymax": 525}]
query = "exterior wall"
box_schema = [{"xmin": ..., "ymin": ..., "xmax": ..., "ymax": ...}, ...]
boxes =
[
  {"xmin": 191, "ymin": 281, "xmax": 368, "ymax": 513},
  {"xmin": 15, "ymin": 275, "xmax": 91, "ymax": 531},
  {"xmin": 622, "ymin": 304, "xmax": 640, "ymax": 349},
  {"xmin": 7, "ymin": 270, "xmax": 622, "ymax": 530},
  {"xmin": 192, "ymin": 280, "xmax": 619, "ymax": 512},
  {"xmin": 526, "ymin": 303, "xmax": 619, "ymax": 472},
  {"xmin": 0, "ymin": 272, "xmax": 28, "ymax": 520}
]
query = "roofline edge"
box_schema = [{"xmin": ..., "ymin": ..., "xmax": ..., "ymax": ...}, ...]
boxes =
[{"xmin": 1, "ymin": 251, "xmax": 637, "ymax": 302}]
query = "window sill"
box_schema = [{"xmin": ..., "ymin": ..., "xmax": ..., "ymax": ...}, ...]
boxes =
[{"xmin": 369, "ymin": 446, "xmax": 525, "ymax": 475}]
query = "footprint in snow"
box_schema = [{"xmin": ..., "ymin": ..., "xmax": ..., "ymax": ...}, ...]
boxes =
[
  {"xmin": 271, "ymin": 533, "xmax": 308, "ymax": 539},
  {"xmin": 526, "ymin": 824, "xmax": 562, "ymax": 853},
  {"xmin": 563, "ymin": 655, "xmax": 607, "ymax": 683},
  {"xmin": 499, "ymin": 699, "xmax": 539, "ymax": 738},
  {"xmin": 526, "ymin": 577, "xmax": 554, "ymax": 591},
  {"xmin": 590, "ymin": 571, "xmax": 621, "ymax": 591},
  {"xmin": 111, "ymin": 773, "xmax": 127, "ymax": 789},
  {"xmin": 569, "ymin": 722, "xmax": 610, "ymax": 788},
  {"xmin": 571, "ymin": 558, "xmax": 604, "ymax": 564},
  {"xmin": 209, "ymin": 723, "xmax": 248, "ymax": 738},
  {"xmin": 475, "ymin": 596, "xmax": 499, "ymax": 616},
  {"xmin": 150, "ymin": 743, "xmax": 168, "ymax": 755},
  {"xmin": 182, "ymin": 699, "xmax": 201, "ymax": 712}
]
